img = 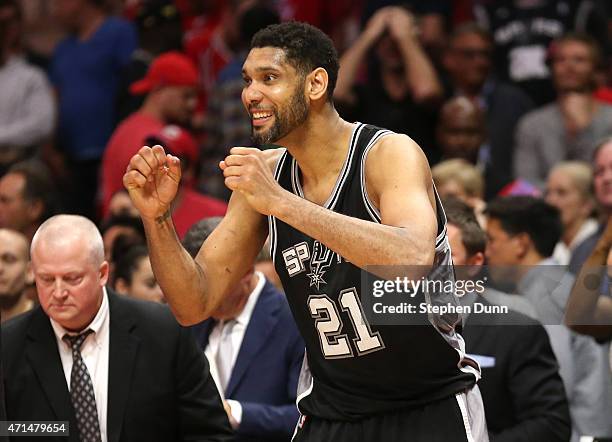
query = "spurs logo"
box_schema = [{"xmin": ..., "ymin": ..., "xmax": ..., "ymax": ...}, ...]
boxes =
[
  {"xmin": 307, "ymin": 241, "xmax": 341, "ymax": 289},
  {"xmin": 282, "ymin": 241, "xmax": 342, "ymax": 288}
]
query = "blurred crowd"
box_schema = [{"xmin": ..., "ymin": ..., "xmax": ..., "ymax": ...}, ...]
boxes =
[
  {"xmin": 1, "ymin": 0, "xmax": 612, "ymax": 217},
  {"xmin": 2, "ymin": 0, "xmax": 612, "ymax": 441}
]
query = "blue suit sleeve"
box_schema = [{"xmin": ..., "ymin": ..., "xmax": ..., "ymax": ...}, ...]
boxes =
[
  {"xmin": 237, "ymin": 326, "xmax": 304, "ymax": 439},
  {"xmin": 238, "ymin": 402, "xmax": 300, "ymax": 439}
]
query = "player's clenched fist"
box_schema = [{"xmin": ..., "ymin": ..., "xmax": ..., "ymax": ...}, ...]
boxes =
[
  {"xmin": 220, "ymin": 147, "xmax": 285, "ymax": 216},
  {"xmin": 123, "ymin": 145, "xmax": 182, "ymax": 220}
]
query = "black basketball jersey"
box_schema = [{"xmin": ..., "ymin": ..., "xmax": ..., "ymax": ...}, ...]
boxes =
[{"xmin": 269, "ymin": 123, "xmax": 479, "ymax": 421}]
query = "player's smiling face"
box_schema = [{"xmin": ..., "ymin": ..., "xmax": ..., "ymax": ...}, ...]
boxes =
[{"xmin": 241, "ymin": 47, "xmax": 309, "ymax": 146}]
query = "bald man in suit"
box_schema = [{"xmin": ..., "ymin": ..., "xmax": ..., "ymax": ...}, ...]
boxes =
[{"xmin": 2, "ymin": 215, "xmax": 232, "ymax": 442}]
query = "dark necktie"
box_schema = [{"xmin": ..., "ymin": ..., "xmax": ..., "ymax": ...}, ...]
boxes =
[{"xmin": 63, "ymin": 330, "xmax": 102, "ymax": 442}]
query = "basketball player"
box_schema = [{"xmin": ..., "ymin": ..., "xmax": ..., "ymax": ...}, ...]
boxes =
[{"xmin": 124, "ymin": 22, "xmax": 487, "ymax": 441}]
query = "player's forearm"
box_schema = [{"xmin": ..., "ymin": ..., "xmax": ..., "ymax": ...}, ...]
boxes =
[
  {"xmin": 142, "ymin": 214, "xmax": 212, "ymax": 325},
  {"xmin": 565, "ymin": 244, "xmax": 608, "ymax": 327},
  {"xmin": 397, "ymin": 38, "xmax": 442, "ymax": 104},
  {"xmin": 272, "ymin": 192, "xmax": 435, "ymax": 269}
]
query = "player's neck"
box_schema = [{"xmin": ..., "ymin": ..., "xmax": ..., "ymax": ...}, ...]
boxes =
[{"xmin": 283, "ymin": 107, "xmax": 354, "ymax": 183}]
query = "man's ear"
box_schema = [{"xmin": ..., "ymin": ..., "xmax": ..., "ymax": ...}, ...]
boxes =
[
  {"xmin": 467, "ymin": 251, "xmax": 485, "ymax": 266},
  {"xmin": 99, "ymin": 261, "xmax": 110, "ymax": 287},
  {"xmin": 466, "ymin": 252, "xmax": 485, "ymax": 278},
  {"xmin": 515, "ymin": 232, "xmax": 532, "ymax": 259},
  {"xmin": 307, "ymin": 67, "xmax": 329, "ymax": 101}
]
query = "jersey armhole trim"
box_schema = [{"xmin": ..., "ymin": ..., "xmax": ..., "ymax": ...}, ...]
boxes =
[
  {"xmin": 433, "ymin": 183, "xmax": 448, "ymax": 250},
  {"xmin": 359, "ymin": 129, "xmax": 394, "ymax": 223},
  {"xmin": 268, "ymin": 150, "xmax": 288, "ymax": 264},
  {"xmin": 273, "ymin": 148, "xmax": 288, "ymax": 180}
]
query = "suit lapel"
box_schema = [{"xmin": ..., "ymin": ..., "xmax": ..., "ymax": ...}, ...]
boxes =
[
  {"xmin": 106, "ymin": 292, "xmax": 140, "ymax": 442},
  {"xmin": 226, "ymin": 283, "xmax": 280, "ymax": 397},
  {"xmin": 26, "ymin": 308, "xmax": 79, "ymax": 441}
]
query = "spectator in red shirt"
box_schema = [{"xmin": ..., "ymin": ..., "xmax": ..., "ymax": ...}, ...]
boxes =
[
  {"xmin": 100, "ymin": 51, "xmax": 198, "ymax": 216},
  {"xmin": 146, "ymin": 125, "xmax": 227, "ymax": 238}
]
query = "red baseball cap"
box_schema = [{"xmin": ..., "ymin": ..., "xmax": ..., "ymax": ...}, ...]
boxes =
[
  {"xmin": 130, "ymin": 51, "xmax": 199, "ymax": 95},
  {"xmin": 147, "ymin": 125, "xmax": 199, "ymax": 166}
]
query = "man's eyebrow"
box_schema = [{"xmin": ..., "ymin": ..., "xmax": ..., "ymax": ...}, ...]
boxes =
[
  {"xmin": 242, "ymin": 66, "xmax": 282, "ymax": 75},
  {"xmin": 256, "ymin": 66, "xmax": 282, "ymax": 72}
]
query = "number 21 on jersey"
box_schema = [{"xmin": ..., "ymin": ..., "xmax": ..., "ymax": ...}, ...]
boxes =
[{"xmin": 308, "ymin": 287, "xmax": 385, "ymax": 359}]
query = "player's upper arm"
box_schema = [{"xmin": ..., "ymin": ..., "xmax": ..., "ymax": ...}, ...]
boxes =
[
  {"xmin": 364, "ymin": 134, "xmax": 438, "ymax": 257},
  {"xmin": 193, "ymin": 148, "xmax": 284, "ymax": 307}
]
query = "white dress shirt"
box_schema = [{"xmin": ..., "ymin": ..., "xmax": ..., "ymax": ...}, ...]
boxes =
[
  {"xmin": 205, "ymin": 271, "xmax": 265, "ymax": 426},
  {"xmin": 50, "ymin": 288, "xmax": 110, "ymax": 442},
  {"xmin": 552, "ymin": 219, "xmax": 599, "ymax": 265}
]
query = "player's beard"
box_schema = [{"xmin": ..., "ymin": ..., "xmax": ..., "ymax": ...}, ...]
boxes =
[{"xmin": 251, "ymin": 86, "xmax": 309, "ymax": 147}]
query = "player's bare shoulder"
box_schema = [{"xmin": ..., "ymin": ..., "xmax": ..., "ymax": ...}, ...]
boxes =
[
  {"xmin": 262, "ymin": 147, "xmax": 286, "ymax": 173},
  {"xmin": 360, "ymin": 131, "xmax": 437, "ymax": 225},
  {"xmin": 368, "ymin": 133, "xmax": 426, "ymax": 167},
  {"xmin": 365, "ymin": 133, "xmax": 431, "ymax": 184}
]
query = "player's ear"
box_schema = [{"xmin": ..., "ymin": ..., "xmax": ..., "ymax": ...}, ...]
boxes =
[{"xmin": 307, "ymin": 67, "xmax": 329, "ymax": 101}]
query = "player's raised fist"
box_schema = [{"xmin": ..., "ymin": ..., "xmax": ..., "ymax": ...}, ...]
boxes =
[
  {"xmin": 220, "ymin": 147, "xmax": 285, "ymax": 215},
  {"xmin": 123, "ymin": 145, "xmax": 182, "ymax": 220}
]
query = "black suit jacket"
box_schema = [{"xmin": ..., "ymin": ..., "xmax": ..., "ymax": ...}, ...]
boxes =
[
  {"xmin": 463, "ymin": 299, "xmax": 570, "ymax": 442},
  {"xmin": 1, "ymin": 290, "xmax": 233, "ymax": 442}
]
